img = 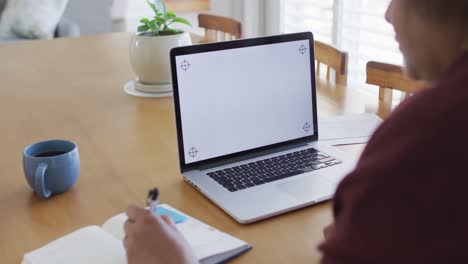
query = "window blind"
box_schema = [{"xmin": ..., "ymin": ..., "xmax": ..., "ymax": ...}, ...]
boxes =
[
  {"xmin": 283, "ymin": 0, "xmax": 334, "ymax": 44},
  {"xmin": 283, "ymin": 0, "xmax": 403, "ymax": 93}
]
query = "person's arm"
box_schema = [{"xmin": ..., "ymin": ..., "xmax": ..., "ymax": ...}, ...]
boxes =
[
  {"xmin": 319, "ymin": 99, "xmax": 468, "ymax": 263},
  {"xmin": 124, "ymin": 205, "xmax": 198, "ymax": 264}
]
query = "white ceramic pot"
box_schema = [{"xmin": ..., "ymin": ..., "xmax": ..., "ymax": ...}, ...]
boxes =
[{"xmin": 129, "ymin": 32, "xmax": 192, "ymax": 93}]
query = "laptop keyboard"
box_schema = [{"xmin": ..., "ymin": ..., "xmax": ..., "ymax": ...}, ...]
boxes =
[{"xmin": 207, "ymin": 148, "xmax": 342, "ymax": 192}]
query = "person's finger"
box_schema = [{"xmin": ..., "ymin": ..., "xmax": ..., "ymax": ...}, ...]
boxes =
[
  {"xmin": 161, "ymin": 215, "xmax": 177, "ymax": 229},
  {"xmin": 124, "ymin": 219, "xmax": 134, "ymax": 236},
  {"xmin": 123, "ymin": 235, "xmax": 131, "ymax": 250},
  {"xmin": 126, "ymin": 205, "xmax": 147, "ymax": 222},
  {"xmin": 323, "ymin": 223, "xmax": 335, "ymax": 240}
]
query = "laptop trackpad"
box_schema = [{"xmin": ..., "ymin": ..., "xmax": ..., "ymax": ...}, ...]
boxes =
[{"xmin": 276, "ymin": 175, "xmax": 334, "ymax": 201}]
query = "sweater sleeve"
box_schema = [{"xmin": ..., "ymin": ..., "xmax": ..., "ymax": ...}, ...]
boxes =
[{"xmin": 318, "ymin": 86, "xmax": 468, "ymax": 263}]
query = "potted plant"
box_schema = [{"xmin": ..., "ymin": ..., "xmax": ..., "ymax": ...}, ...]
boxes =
[{"xmin": 129, "ymin": 0, "xmax": 192, "ymax": 93}]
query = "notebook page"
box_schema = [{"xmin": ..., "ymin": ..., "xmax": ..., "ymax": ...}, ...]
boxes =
[
  {"xmin": 22, "ymin": 226, "xmax": 126, "ymax": 264},
  {"xmin": 177, "ymin": 221, "xmax": 247, "ymax": 260},
  {"xmin": 175, "ymin": 213, "xmax": 247, "ymax": 260},
  {"xmin": 102, "ymin": 213, "xmax": 126, "ymax": 240},
  {"xmin": 101, "ymin": 204, "xmax": 249, "ymax": 261}
]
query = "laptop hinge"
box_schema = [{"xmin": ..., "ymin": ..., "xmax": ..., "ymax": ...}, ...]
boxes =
[{"xmin": 197, "ymin": 142, "xmax": 309, "ymax": 171}]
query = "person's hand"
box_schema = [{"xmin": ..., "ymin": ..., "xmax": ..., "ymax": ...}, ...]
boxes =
[
  {"xmin": 323, "ymin": 222, "xmax": 336, "ymax": 241},
  {"xmin": 124, "ymin": 205, "xmax": 198, "ymax": 264}
]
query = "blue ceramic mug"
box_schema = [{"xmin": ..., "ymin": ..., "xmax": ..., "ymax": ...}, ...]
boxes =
[{"xmin": 23, "ymin": 140, "xmax": 80, "ymax": 199}]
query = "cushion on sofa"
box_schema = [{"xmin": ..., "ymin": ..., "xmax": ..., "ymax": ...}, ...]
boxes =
[{"xmin": 0, "ymin": 0, "xmax": 69, "ymax": 39}]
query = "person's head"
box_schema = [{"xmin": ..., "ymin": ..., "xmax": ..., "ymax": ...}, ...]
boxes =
[{"xmin": 385, "ymin": 0, "xmax": 468, "ymax": 82}]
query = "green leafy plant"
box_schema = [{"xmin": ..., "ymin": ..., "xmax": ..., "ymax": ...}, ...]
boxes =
[{"xmin": 138, "ymin": 0, "xmax": 192, "ymax": 36}]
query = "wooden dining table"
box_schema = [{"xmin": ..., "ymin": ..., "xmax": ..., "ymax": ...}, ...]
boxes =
[{"xmin": 0, "ymin": 33, "xmax": 388, "ymax": 264}]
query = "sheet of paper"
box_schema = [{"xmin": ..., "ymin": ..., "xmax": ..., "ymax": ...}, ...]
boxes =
[{"xmin": 319, "ymin": 113, "xmax": 383, "ymax": 145}]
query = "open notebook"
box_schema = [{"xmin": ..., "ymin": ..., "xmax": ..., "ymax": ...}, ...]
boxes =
[{"xmin": 22, "ymin": 204, "xmax": 251, "ymax": 264}]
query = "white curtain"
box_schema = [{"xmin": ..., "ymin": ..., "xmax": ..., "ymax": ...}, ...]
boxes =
[{"xmin": 111, "ymin": 0, "xmax": 128, "ymax": 32}]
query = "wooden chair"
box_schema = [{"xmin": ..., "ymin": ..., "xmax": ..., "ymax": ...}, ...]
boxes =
[
  {"xmin": 198, "ymin": 14, "xmax": 242, "ymax": 42},
  {"xmin": 314, "ymin": 41, "xmax": 348, "ymax": 84},
  {"xmin": 366, "ymin": 61, "xmax": 426, "ymax": 103}
]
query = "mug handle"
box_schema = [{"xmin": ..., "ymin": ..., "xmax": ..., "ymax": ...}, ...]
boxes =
[{"xmin": 34, "ymin": 163, "xmax": 52, "ymax": 198}]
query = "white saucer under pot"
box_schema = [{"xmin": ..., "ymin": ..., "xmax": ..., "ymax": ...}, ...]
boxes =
[{"xmin": 123, "ymin": 80, "xmax": 172, "ymax": 98}]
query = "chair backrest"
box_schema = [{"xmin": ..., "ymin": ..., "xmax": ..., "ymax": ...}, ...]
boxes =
[
  {"xmin": 198, "ymin": 13, "xmax": 242, "ymax": 42},
  {"xmin": 366, "ymin": 61, "xmax": 426, "ymax": 103},
  {"xmin": 314, "ymin": 41, "xmax": 348, "ymax": 84}
]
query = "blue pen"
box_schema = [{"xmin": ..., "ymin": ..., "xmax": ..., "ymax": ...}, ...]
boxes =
[{"xmin": 147, "ymin": 188, "xmax": 159, "ymax": 215}]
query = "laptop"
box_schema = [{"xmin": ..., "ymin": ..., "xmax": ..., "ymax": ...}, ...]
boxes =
[{"xmin": 170, "ymin": 32, "xmax": 356, "ymax": 224}]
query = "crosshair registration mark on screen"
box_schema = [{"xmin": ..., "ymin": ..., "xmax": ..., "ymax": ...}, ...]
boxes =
[
  {"xmin": 188, "ymin": 147, "xmax": 198, "ymax": 158},
  {"xmin": 299, "ymin": 44, "xmax": 307, "ymax": 55},
  {"xmin": 303, "ymin": 123, "xmax": 311, "ymax": 132},
  {"xmin": 181, "ymin": 60, "xmax": 191, "ymax": 71}
]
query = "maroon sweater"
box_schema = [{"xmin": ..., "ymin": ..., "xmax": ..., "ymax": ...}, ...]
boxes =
[{"xmin": 320, "ymin": 52, "xmax": 468, "ymax": 263}]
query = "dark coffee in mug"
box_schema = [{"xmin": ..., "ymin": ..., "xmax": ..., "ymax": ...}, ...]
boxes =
[{"xmin": 34, "ymin": 151, "xmax": 68, "ymax": 158}]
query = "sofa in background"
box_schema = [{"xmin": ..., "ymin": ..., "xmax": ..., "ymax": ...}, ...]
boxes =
[{"xmin": 0, "ymin": 0, "xmax": 80, "ymax": 41}]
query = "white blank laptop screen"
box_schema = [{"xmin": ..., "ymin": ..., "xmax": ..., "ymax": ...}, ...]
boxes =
[{"xmin": 175, "ymin": 40, "xmax": 314, "ymax": 164}]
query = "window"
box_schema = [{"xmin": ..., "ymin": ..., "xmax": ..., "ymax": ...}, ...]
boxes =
[
  {"xmin": 283, "ymin": 0, "xmax": 403, "ymax": 93},
  {"xmin": 283, "ymin": 0, "xmax": 334, "ymax": 44}
]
